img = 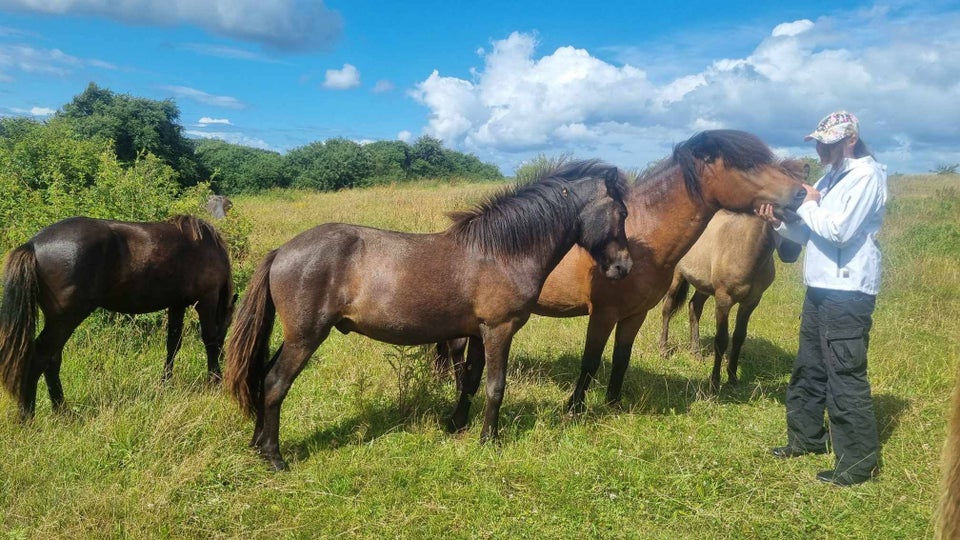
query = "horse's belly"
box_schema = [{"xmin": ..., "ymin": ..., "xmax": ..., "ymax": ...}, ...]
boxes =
[{"xmin": 338, "ymin": 317, "xmax": 472, "ymax": 346}]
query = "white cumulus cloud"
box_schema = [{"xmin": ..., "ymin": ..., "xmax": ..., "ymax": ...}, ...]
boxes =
[
  {"xmin": 198, "ymin": 116, "xmax": 232, "ymax": 125},
  {"xmin": 10, "ymin": 106, "xmax": 55, "ymax": 116},
  {"xmin": 323, "ymin": 63, "xmax": 360, "ymax": 90},
  {"xmin": 412, "ymin": 10, "xmax": 960, "ymax": 174}
]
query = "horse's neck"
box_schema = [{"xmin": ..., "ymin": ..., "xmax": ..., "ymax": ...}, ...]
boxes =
[{"xmin": 630, "ymin": 174, "xmax": 718, "ymax": 267}]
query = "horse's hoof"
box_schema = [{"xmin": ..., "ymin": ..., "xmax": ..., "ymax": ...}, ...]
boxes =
[
  {"xmin": 605, "ymin": 396, "xmax": 623, "ymax": 409},
  {"xmin": 207, "ymin": 373, "xmax": 223, "ymax": 385},
  {"xmin": 565, "ymin": 400, "xmax": 587, "ymax": 418},
  {"xmin": 445, "ymin": 417, "xmax": 467, "ymax": 434},
  {"xmin": 260, "ymin": 453, "xmax": 287, "ymax": 471}
]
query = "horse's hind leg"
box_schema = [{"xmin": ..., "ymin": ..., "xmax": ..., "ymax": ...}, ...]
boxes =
[
  {"xmin": 33, "ymin": 314, "xmax": 85, "ymax": 417},
  {"xmin": 258, "ymin": 334, "xmax": 326, "ymax": 471},
  {"xmin": 728, "ymin": 301, "xmax": 759, "ymax": 385},
  {"xmin": 688, "ymin": 291, "xmax": 709, "ymax": 360},
  {"xmin": 447, "ymin": 337, "xmax": 484, "ymax": 433},
  {"xmin": 163, "ymin": 306, "xmax": 187, "ymax": 382},
  {"xmin": 44, "ymin": 350, "xmax": 65, "ymax": 412},
  {"xmin": 711, "ymin": 294, "xmax": 733, "ymax": 390},
  {"xmin": 195, "ymin": 300, "xmax": 223, "ymax": 383},
  {"xmin": 606, "ymin": 312, "xmax": 647, "ymax": 406}
]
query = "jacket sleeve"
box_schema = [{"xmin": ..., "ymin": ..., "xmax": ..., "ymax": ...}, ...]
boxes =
[{"xmin": 794, "ymin": 167, "xmax": 885, "ymax": 247}]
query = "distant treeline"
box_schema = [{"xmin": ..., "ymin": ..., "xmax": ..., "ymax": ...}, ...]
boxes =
[{"xmin": 0, "ymin": 83, "xmax": 503, "ymax": 198}]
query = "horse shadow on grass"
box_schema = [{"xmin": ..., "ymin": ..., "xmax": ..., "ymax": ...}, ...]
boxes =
[{"xmin": 286, "ymin": 336, "xmax": 910, "ymax": 463}]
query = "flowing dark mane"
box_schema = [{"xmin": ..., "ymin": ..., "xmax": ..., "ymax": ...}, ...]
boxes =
[
  {"xmin": 448, "ymin": 159, "xmax": 626, "ymax": 259},
  {"xmin": 167, "ymin": 215, "xmax": 229, "ymax": 253},
  {"xmin": 636, "ymin": 130, "xmax": 780, "ymax": 204}
]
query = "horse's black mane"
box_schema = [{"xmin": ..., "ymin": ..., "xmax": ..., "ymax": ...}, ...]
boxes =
[
  {"xmin": 448, "ymin": 159, "xmax": 626, "ymax": 258},
  {"xmin": 638, "ymin": 130, "xmax": 778, "ymax": 203},
  {"xmin": 167, "ymin": 214, "xmax": 229, "ymax": 253}
]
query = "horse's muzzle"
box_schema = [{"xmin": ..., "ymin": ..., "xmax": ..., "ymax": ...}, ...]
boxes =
[{"xmin": 603, "ymin": 252, "xmax": 633, "ymax": 280}]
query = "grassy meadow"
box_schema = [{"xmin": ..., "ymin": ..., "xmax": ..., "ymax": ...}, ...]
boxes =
[{"xmin": 1, "ymin": 174, "xmax": 959, "ymax": 538}]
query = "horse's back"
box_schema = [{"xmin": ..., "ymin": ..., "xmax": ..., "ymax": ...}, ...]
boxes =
[
  {"xmin": 30, "ymin": 216, "xmax": 229, "ymax": 314},
  {"xmin": 678, "ymin": 211, "xmax": 776, "ymax": 297},
  {"xmin": 269, "ymin": 223, "xmax": 481, "ymax": 343}
]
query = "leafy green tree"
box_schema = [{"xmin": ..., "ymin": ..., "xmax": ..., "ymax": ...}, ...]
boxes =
[
  {"xmin": 0, "ymin": 116, "xmax": 105, "ymax": 190},
  {"xmin": 195, "ymin": 139, "xmax": 287, "ymax": 194},
  {"xmin": 365, "ymin": 140, "xmax": 411, "ymax": 182},
  {"xmin": 59, "ymin": 82, "xmax": 206, "ymax": 186},
  {"xmin": 409, "ymin": 136, "xmax": 453, "ymax": 178},
  {"xmin": 286, "ymin": 138, "xmax": 374, "ymax": 190}
]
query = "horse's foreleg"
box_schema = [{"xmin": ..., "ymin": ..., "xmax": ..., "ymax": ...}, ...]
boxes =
[
  {"xmin": 729, "ymin": 300, "xmax": 759, "ymax": 386},
  {"xmin": 163, "ymin": 306, "xmax": 187, "ymax": 382},
  {"xmin": 448, "ymin": 337, "xmax": 484, "ymax": 433},
  {"xmin": 711, "ymin": 294, "xmax": 733, "ymax": 390},
  {"xmin": 688, "ymin": 292, "xmax": 709, "ymax": 360},
  {"xmin": 606, "ymin": 312, "xmax": 647, "ymax": 406},
  {"xmin": 567, "ymin": 312, "xmax": 617, "ymax": 415},
  {"xmin": 479, "ymin": 322, "xmax": 524, "ymax": 443},
  {"xmin": 259, "ymin": 337, "xmax": 323, "ymax": 471}
]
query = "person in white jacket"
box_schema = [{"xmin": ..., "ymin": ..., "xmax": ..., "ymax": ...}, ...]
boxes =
[{"xmin": 757, "ymin": 110, "xmax": 888, "ymax": 486}]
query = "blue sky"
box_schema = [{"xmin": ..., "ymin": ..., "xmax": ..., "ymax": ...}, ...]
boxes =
[{"xmin": 1, "ymin": 0, "xmax": 958, "ymax": 174}]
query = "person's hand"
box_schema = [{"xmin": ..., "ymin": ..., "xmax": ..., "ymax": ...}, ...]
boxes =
[
  {"xmin": 755, "ymin": 203, "xmax": 781, "ymax": 226},
  {"xmin": 801, "ymin": 183, "xmax": 821, "ymax": 205}
]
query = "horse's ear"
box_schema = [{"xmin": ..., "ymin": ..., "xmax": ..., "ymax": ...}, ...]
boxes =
[{"xmin": 603, "ymin": 167, "xmax": 623, "ymax": 198}]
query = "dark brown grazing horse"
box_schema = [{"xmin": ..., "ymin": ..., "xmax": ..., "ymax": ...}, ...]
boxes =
[
  {"xmin": 658, "ymin": 210, "xmax": 803, "ymax": 388},
  {"xmin": 225, "ymin": 160, "xmax": 632, "ymax": 470},
  {"xmin": 438, "ymin": 130, "xmax": 808, "ymax": 413},
  {"xmin": 0, "ymin": 215, "xmax": 235, "ymax": 420}
]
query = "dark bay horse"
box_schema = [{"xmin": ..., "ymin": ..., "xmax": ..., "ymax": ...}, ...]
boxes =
[
  {"xmin": 438, "ymin": 130, "xmax": 808, "ymax": 413},
  {"xmin": 225, "ymin": 160, "xmax": 632, "ymax": 470},
  {"xmin": 0, "ymin": 215, "xmax": 235, "ymax": 419},
  {"xmin": 658, "ymin": 210, "xmax": 803, "ymax": 388}
]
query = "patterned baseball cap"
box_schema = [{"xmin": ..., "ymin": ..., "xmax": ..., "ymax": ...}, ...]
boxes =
[{"xmin": 804, "ymin": 110, "xmax": 859, "ymax": 144}]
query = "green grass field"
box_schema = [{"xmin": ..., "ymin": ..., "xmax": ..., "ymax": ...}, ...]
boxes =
[{"xmin": 1, "ymin": 175, "xmax": 958, "ymax": 538}]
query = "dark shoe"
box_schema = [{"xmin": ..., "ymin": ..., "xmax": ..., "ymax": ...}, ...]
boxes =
[
  {"xmin": 770, "ymin": 445, "xmax": 828, "ymax": 459},
  {"xmin": 816, "ymin": 469, "xmax": 872, "ymax": 486}
]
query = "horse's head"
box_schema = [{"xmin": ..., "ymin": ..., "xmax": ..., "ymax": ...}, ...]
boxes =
[
  {"xmin": 206, "ymin": 195, "xmax": 233, "ymax": 220},
  {"xmin": 775, "ymin": 238, "xmax": 803, "ymax": 263},
  {"xmin": 574, "ymin": 167, "xmax": 632, "ymax": 280},
  {"xmin": 679, "ymin": 130, "xmax": 807, "ymax": 219}
]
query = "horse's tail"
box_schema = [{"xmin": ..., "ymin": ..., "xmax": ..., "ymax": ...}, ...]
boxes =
[
  {"xmin": 937, "ymin": 366, "xmax": 960, "ymax": 539},
  {"xmin": 0, "ymin": 243, "xmax": 39, "ymax": 403},
  {"xmin": 665, "ymin": 276, "xmax": 690, "ymax": 319},
  {"xmin": 224, "ymin": 250, "xmax": 278, "ymax": 418}
]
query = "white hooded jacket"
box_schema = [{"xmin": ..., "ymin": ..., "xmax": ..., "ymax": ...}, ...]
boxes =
[{"xmin": 774, "ymin": 155, "xmax": 888, "ymax": 295}]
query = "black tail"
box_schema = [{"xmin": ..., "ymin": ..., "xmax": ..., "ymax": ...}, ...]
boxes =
[
  {"xmin": 224, "ymin": 250, "xmax": 277, "ymax": 417},
  {"xmin": 0, "ymin": 243, "xmax": 39, "ymax": 403}
]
